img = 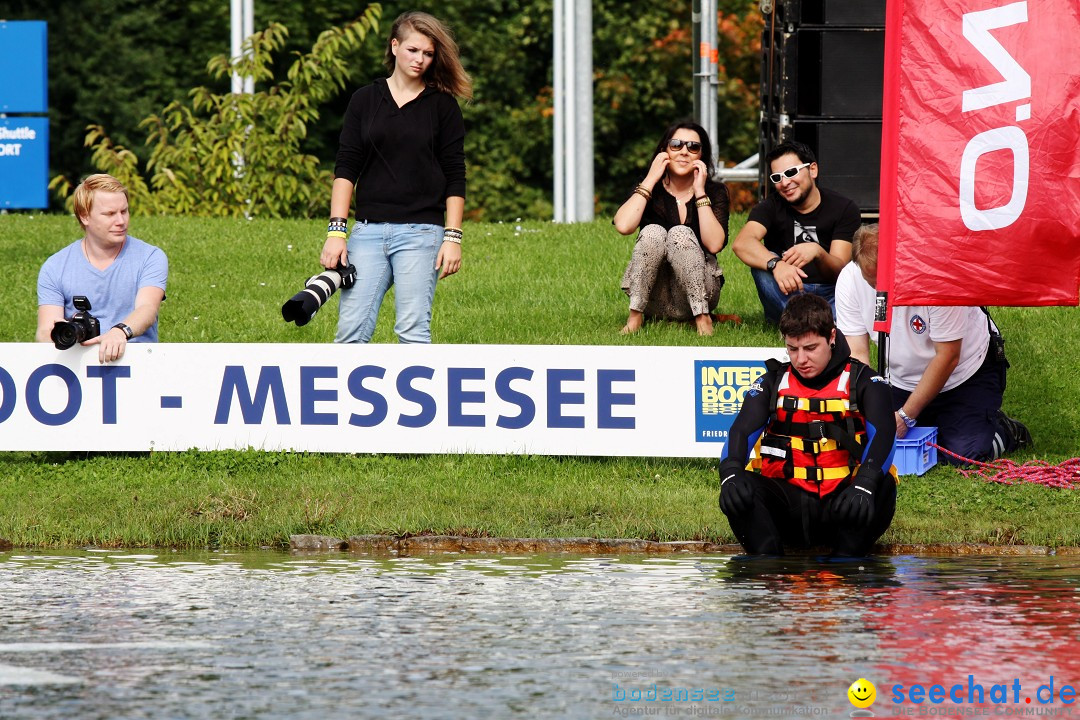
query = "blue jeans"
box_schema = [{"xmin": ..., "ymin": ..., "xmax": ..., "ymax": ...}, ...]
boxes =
[
  {"xmin": 336, "ymin": 221, "xmax": 442, "ymax": 344},
  {"xmin": 750, "ymin": 267, "xmax": 836, "ymax": 324}
]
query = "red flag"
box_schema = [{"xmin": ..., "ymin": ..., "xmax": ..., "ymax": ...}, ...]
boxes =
[{"xmin": 878, "ymin": 0, "xmax": 1080, "ymax": 317}]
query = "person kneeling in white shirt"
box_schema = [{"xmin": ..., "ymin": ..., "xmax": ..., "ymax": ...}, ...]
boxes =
[{"xmin": 834, "ymin": 223, "xmax": 1030, "ymax": 463}]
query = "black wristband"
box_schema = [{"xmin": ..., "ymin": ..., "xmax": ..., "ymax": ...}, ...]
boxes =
[{"xmin": 113, "ymin": 323, "xmax": 134, "ymax": 340}]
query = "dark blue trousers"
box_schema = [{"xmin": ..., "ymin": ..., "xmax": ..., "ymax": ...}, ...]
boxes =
[{"xmin": 890, "ymin": 352, "xmax": 1010, "ymax": 463}]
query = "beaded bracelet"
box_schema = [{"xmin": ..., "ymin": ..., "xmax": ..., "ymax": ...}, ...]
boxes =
[
  {"xmin": 327, "ymin": 217, "xmax": 348, "ymax": 236},
  {"xmin": 443, "ymin": 227, "xmax": 463, "ymax": 245},
  {"xmin": 326, "ymin": 231, "xmax": 348, "ymax": 240}
]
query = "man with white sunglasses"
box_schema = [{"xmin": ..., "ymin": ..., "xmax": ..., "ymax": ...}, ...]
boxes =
[{"xmin": 733, "ymin": 141, "xmax": 860, "ymax": 324}]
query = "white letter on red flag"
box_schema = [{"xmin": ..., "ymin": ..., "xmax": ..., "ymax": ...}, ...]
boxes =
[{"xmin": 877, "ymin": 0, "xmax": 1080, "ymax": 311}]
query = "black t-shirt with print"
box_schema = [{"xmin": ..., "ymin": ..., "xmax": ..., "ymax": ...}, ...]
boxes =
[{"xmin": 747, "ymin": 186, "xmax": 861, "ymax": 284}]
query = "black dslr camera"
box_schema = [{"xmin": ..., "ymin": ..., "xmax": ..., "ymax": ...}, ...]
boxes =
[
  {"xmin": 51, "ymin": 295, "xmax": 101, "ymax": 350},
  {"xmin": 281, "ymin": 263, "xmax": 357, "ymax": 327}
]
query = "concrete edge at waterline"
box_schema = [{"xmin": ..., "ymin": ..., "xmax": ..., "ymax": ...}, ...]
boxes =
[
  {"xmin": 289, "ymin": 534, "xmax": 1080, "ymax": 556},
  {"xmin": 1, "ymin": 534, "xmax": 1076, "ymax": 556}
]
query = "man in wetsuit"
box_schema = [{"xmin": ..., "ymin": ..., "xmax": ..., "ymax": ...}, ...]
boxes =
[{"xmin": 719, "ymin": 294, "xmax": 897, "ymax": 556}]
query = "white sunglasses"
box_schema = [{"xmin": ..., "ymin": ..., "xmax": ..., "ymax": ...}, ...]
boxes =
[{"xmin": 769, "ymin": 163, "xmax": 811, "ymax": 184}]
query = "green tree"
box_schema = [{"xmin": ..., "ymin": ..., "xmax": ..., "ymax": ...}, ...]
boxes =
[
  {"xmin": 51, "ymin": 6, "xmax": 382, "ymax": 219},
  {"xmin": 0, "ymin": 0, "xmax": 232, "ymax": 196},
  {"xmin": 593, "ymin": 1, "xmax": 762, "ymax": 214}
]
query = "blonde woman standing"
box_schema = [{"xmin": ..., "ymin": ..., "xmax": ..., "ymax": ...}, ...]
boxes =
[{"xmin": 320, "ymin": 11, "xmax": 471, "ymax": 343}]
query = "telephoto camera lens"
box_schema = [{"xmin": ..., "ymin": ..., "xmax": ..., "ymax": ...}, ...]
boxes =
[{"xmin": 282, "ymin": 263, "xmax": 357, "ymax": 327}]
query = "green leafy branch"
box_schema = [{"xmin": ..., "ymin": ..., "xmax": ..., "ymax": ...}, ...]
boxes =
[{"xmin": 50, "ymin": 4, "xmax": 381, "ymax": 219}]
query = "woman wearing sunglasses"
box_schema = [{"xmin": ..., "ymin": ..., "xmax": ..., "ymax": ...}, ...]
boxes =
[
  {"xmin": 319, "ymin": 11, "xmax": 471, "ymax": 344},
  {"xmin": 613, "ymin": 121, "xmax": 736, "ymax": 336}
]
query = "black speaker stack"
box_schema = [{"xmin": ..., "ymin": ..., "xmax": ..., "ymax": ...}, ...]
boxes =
[{"xmin": 759, "ymin": 0, "xmax": 886, "ymax": 214}]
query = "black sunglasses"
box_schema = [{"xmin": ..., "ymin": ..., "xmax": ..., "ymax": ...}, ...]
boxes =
[{"xmin": 667, "ymin": 139, "xmax": 702, "ymax": 153}]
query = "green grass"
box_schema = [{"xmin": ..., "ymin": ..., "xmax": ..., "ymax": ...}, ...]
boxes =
[{"xmin": 1, "ymin": 213, "xmax": 1078, "ymax": 549}]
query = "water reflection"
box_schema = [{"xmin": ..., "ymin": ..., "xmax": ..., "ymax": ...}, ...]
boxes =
[
  {"xmin": 866, "ymin": 556, "xmax": 1080, "ymax": 711},
  {"xmin": 0, "ymin": 551, "xmax": 1077, "ymax": 718}
]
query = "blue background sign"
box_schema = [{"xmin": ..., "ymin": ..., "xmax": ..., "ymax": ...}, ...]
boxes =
[
  {"xmin": 0, "ymin": 21, "xmax": 48, "ymax": 112},
  {"xmin": 0, "ymin": 117, "xmax": 49, "ymax": 208},
  {"xmin": 694, "ymin": 360, "xmax": 767, "ymax": 443}
]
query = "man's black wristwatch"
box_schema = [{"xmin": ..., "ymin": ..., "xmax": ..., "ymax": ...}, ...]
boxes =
[
  {"xmin": 766, "ymin": 256, "xmax": 780, "ymax": 273},
  {"xmin": 113, "ymin": 323, "xmax": 134, "ymax": 340}
]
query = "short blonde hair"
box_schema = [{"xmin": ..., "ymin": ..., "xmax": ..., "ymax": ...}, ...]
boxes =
[
  {"xmin": 852, "ymin": 223, "xmax": 880, "ymax": 269},
  {"xmin": 72, "ymin": 174, "xmax": 128, "ymax": 229}
]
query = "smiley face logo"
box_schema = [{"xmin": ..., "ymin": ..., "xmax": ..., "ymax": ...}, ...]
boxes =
[{"xmin": 848, "ymin": 678, "xmax": 876, "ymax": 709}]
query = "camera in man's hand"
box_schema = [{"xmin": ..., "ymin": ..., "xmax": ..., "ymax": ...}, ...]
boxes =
[
  {"xmin": 51, "ymin": 295, "xmax": 100, "ymax": 350},
  {"xmin": 281, "ymin": 263, "xmax": 357, "ymax": 327}
]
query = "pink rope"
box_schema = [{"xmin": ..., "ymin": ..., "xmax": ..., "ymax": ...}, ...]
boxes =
[{"xmin": 931, "ymin": 443, "xmax": 1080, "ymax": 489}]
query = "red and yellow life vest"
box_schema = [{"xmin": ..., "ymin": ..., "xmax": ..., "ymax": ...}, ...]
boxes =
[{"xmin": 759, "ymin": 362, "xmax": 867, "ymax": 497}]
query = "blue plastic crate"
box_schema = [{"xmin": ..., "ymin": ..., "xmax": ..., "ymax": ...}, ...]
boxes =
[{"xmin": 894, "ymin": 426, "xmax": 938, "ymax": 476}]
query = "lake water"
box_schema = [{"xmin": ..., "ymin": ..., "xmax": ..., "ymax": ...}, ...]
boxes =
[{"xmin": 1, "ymin": 551, "xmax": 1078, "ymax": 719}]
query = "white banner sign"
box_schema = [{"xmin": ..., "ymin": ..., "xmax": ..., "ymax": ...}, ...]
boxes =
[{"xmin": 0, "ymin": 344, "xmax": 784, "ymax": 457}]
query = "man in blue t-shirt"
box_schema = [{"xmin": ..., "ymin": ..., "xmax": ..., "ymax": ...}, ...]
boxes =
[
  {"xmin": 732, "ymin": 141, "xmax": 861, "ymax": 324},
  {"xmin": 36, "ymin": 174, "xmax": 168, "ymax": 363}
]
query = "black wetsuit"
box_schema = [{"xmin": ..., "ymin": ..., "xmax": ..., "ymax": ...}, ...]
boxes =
[{"xmin": 721, "ymin": 331, "xmax": 897, "ymax": 556}]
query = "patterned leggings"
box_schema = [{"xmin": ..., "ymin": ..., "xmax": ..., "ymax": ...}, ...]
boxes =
[{"xmin": 620, "ymin": 224, "xmax": 723, "ymax": 320}]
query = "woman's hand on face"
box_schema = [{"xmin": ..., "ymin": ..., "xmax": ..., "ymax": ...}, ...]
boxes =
[
  {"xmin": 643, "ymin": 153, "xmax": 670, "ymax": 187},
  {"xmin": 436, "ymin": 240, "xmax": 462, "ymax": 279},
  {"xmin": 692, "ymin": 160, "xmax": 708, "ymax": 195},
  {"xmin": 320, "ymin": 236, "xmax": 349, "ymax": 270}
]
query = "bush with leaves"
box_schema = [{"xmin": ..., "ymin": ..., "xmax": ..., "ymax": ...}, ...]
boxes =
[{"xmin": 50, "ymin": 5, "xmax": 381, "ymax": 218}]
